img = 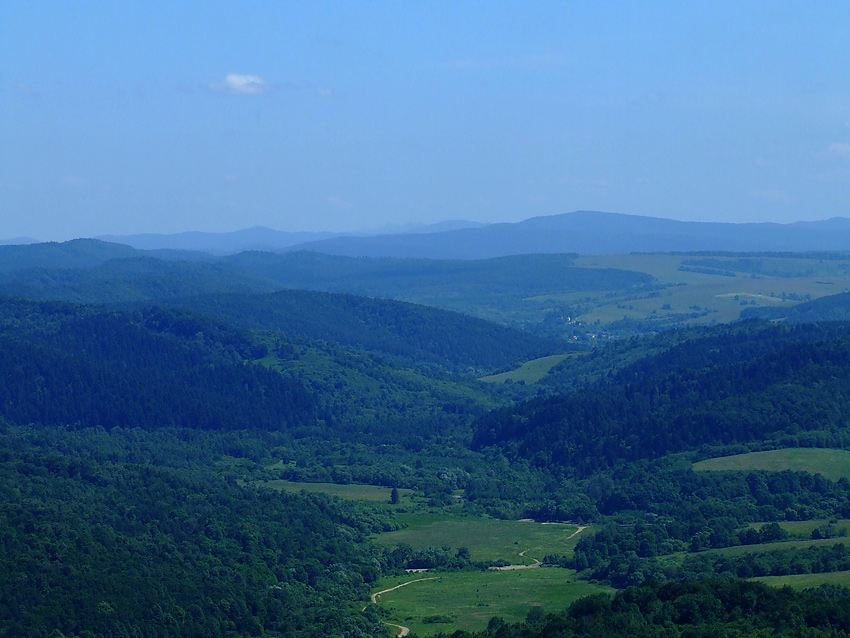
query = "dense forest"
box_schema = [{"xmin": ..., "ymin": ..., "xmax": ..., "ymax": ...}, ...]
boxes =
[{"xmin": 6, "ymin": 240, "xmax": 850, "ymax": 636}]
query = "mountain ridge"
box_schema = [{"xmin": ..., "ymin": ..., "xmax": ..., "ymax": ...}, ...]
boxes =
[{"xmin": 283, "ymin": 211, "xmax": 850, "ymax": 259}]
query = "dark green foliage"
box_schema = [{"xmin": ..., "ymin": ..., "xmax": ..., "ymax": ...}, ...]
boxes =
[
  {"xmin": 152, "ymin": 288, "xmax": 564, "ymax": 372},
  {"xmin": 473, "ymin": 323, "xmax": 850, "ymax": 474},
  {"xmin": 436, "ymin": 580, "xmax": 850, "ymax": 637},
  {"xmin": 0, "ymin": 424, "xmax": 389, "ymax": 638},
  {"xmin": 682, "ymin": 543, "xmax": 850, "ymax": 580},
  {"xmin": 0, "ymin": 298, "xmax": 319, "ymax": 432},
  {"xmin": 743, "ymin": 291, "xmax": 850, "ymax": 323},
  {"xmin": 0, "ymin": 256, "xmax": 275, "ymax": 303}
]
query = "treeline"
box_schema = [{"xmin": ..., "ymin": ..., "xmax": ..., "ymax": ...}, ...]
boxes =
[
  {"xmin": 433, "ymin": 580, "xmax": 850, "ymax": 638},
  {"xmin": 682, "ymin": 542, "xmax": 850, "ymax": 580}
]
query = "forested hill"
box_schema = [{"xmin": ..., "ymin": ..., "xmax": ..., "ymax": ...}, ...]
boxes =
[
  {"xmin": 474, "ymin": 321, "xmax": 850, "ymax": 475},
  {"xmin": 742, "ymin": 290, "xmax": 850, "ymax": 323},
  {"xmin": 0, "ymin": 256, "xmax": 277, "ymax": 303},
  {"xmin": 0, "ymin": 298, "xmax": 319, "ymax": 432},
  {"xmin": 148, "ymin": 289, "xmax": 566, "ymax": 372}
]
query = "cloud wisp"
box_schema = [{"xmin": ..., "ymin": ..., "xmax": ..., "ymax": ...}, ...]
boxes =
[{"xmin": 208, "ymin": 74, "xmax": 270, "ymax": 96}]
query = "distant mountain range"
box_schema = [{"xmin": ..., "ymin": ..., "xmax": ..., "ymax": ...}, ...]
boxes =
[
  {"xmin": 281, "ymin": 212, "xmax": 850, "ymax": 259},
  {"xmin": 7, "ymin": 211, "xmax": 850, "ymax": 258},
  {"xmin": 94, "ymin": 220, "xmax": 489, "ymax": 255}
]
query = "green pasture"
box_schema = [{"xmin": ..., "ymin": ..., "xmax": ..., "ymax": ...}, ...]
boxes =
[
  {"xmin": 370, "ymin": 568, "xmax": 609, "ymax": 636},
  {"xmin": 374, "ymin": 513, "xmax": 585, "ymax": 564},
  {"xmin": 479, "ymin": 353, "xmax": 575, "ymax": 384},
  {"xmin": 701, "ymin": 536, "xmax": 850, "ymax": 558},
  {"xmin": 693, "ymin": 448, "xmax": 850, "ymax": 481},
  {"xmin": 749, "ymin": 519, "xmax": 850, "ymax": 537},
  {"xmin": 259, "ymin": 479, "xmax": 414, "ymax": 503},
  {"xmin": 751, "ymin": 570, "xmax": 850, "ymax": 590},
  {"xmin": 562, "ymin": 254, "xmax": 850, "ymax": 329}
]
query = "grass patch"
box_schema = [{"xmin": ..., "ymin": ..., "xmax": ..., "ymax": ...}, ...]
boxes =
[
  {"xmin": 693, "ymin": 448, "xmax": 850, "ymax": 481},
  {"xmin": 371, "ymin": 568, "xmax": 609, "ymax": 636},
  {"xmin": 751, "ymin": 570, "xmax": 850, "ymax": 590},
  {"xmin": 479, "ymin": 353, "xmax": 576, "ymax": 384},
  {"xmin": 373, "ymin": 514, "xmax": 584, "ymax": 564},
  {"xmin": 259, "ymin": 480, "xmax": 413, "ymax": 503},
  {"xmin": 700, "ymin": 536, "xmax": 850, "ymax": 558},
  {"xmin": 749, "ymin": 519, "xmax": 850, "ymax": 537}
]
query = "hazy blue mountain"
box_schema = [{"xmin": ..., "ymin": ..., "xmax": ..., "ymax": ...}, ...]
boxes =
[
  {"xmin": 96, "ymin": 226, "xmax": 341, "ymax": 255},
  {"xmin": 0, "ymin": 238, "xmax": 217, "ymax": 273},
  {"xmin": 96, "ymin": 220, "xmax": 487, "ymax": 254},
  {"xmin": 0, "ymin": 238, "xmax": 142, "ymax": 272},
  {"xmin": 0, "ymin": 236, "xmax": 40, "ymax": 246},
  {"xmin": 283, "ymin": 211, "xmax": 850, "ymax": 259}
]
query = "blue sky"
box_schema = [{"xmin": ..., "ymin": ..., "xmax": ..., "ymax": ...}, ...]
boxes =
[{"xmin": 1, "ymin": 2, "xmax": 849, "ymax": 241}]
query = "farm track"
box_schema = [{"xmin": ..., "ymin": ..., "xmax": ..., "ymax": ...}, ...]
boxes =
[
  {"xmin": 370, "ymin": 577, "xmax": 439, "ymax": 604},
  {"xmin": 490, "ymin": 525, "xmax": 587, "ymax": 571},
  {"xmin": 365, "ymin": 578, "xmax": 438, "ymax": 637},
  {"xmin": 370, "ymin": 523, "xmax": 589, "ymax": 631}
]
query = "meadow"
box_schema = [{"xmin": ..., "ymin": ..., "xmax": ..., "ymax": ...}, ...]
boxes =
[
  {"xmin": 370, "ymin": 568, "xmax": 609, "ymax": 636},
  {"xmin": 751, "ymin": 570, "xmax": 850, "ymax": 590},
  {"xmin": 692, "ymin": 448, "xmax": 850, "ymax": 481},
  {"xmin": 373, "ymin": 512, "xmax": 585, "ymax": 564},
  {"xmin": 479, "ymin": 353, "xmax": 575, "ymax": 384},
  {"xmin": 700, "ymin": 536, "xmax": 850, "ymax": 558},
  {"xmin": 556, "ymin": 253, "xmax": 850, "ymax": 330},
  {"xmin": 258, "ymin": 479, "xmax": 414, "ymax": 503}
]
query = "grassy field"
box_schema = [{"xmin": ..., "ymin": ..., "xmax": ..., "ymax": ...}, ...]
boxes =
[
  {"xmin": 370, "ymin": 568, "xmax": 609, "ymax": 636},
  {"xmin": 373, "ymin": 513, "xmax": 585, "ymax": 564},
  {"xmin": 692, "ymin": 448, "xmax": 850, "ymax": 481},
  {"xmin": 479, "ymin": 353, "xmax": 576, "ymax": 384},
  {"xmin": 751, "ymin": 570, "xmax": 850, "ymax": 590},
  {"xmin": 749, "ymin": 519, "xmax": 850, "ymax": 537},
  {"xmin": 559, "ymin": 254, "xmax": 850, "ymax": 330},
  {"xmin": 258, "ymin": 479, "xmax": 414, "ymax": 503},
  {"xmin": 700, "ymin": 536, "xmax": 850, "ymax": 558}
]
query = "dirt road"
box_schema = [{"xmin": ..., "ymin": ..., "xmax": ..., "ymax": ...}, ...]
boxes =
[{"xmin": 370, "ymin": 577, "xmax": 438, "ymax": 604}]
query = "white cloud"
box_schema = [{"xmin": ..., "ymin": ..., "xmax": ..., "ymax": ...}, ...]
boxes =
[{"xmin": 209, "ymin": 73, "xmax": 269, "ymax": 96}]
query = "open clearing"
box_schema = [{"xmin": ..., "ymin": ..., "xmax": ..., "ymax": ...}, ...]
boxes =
[
  {"xmin": 371, "ymin": 568, "xmax": 609, "ymax": 636},
  {"xmin": 562, "ymin": 254, "xmax": 850, "ymax": 329},
  {"xmin": 749, "ymin": 519, "xmax": 850, "ymax": 537},
  {"xmin": 373, "ymin": 513, "xmax": 584, "ymax": 564},
  {"xmin": 259, "ymin": 479, "xmax": 413, "ymax": 502},
  {"xmin": 700, "ymin": 536, "xmax": 850, "ymax": 558},
  {"xmin": 692, "ymin": 448, "xmax": 850, "ymax": 481},
  {"xmin": 751, "ymin": 570, "xmax": 850, "ymax": 590},
  {"xmin": 479, "ymin": 353, "xmax": 576, "ymax": 384}
]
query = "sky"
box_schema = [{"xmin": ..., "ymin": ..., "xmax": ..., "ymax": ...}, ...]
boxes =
[{"xmin": 1, "ymin": 2, "xmax": 849, "ymax": 241}]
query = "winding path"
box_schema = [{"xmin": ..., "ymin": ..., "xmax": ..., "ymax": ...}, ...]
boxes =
[
  {"xmin": 369, "ymin": 524, "xmax": 589, "ymax": 633},
  {"xmin": 370, "ymin": 577, "xmax": 438, "ymax": 604},
  {"xmin": 384, "ymin": 622, "xmax": 410, "ymax": 637},
  {"xmin": 489, "ymin": 525, "xmax": 587, "ymax": 570},
  {"xmin": 364, "ymin": 577, "xmax": 438, "ymax": 637}
]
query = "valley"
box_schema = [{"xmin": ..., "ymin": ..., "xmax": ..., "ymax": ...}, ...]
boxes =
[{"xmin": 5, "ymin": 236, "xmax": 850, "ymax": 636}]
